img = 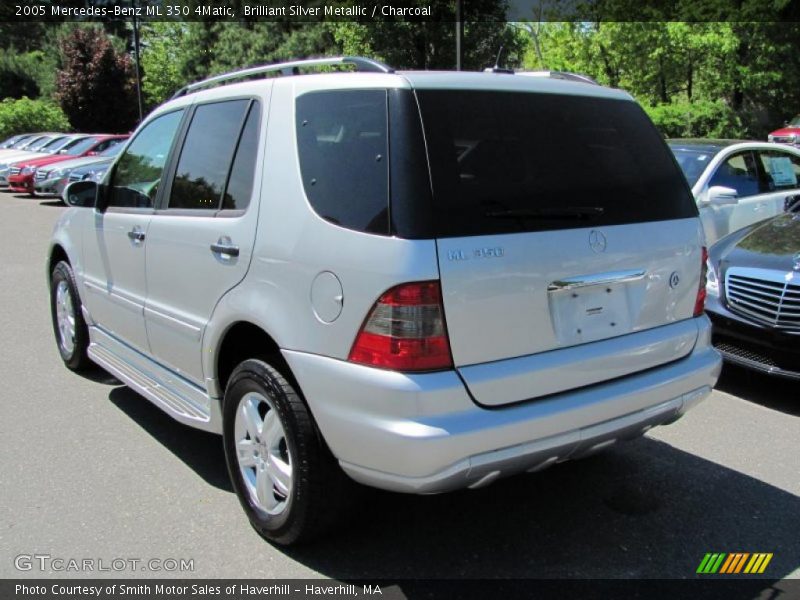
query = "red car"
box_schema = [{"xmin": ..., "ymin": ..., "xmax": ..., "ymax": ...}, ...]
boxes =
[
  {"xmin": 7, "ymin": 134, "xmax": 128, "ymax": 195},
  {"xmin": 767, "ymin": 114, "xmax": 800, "ymax": 147}
]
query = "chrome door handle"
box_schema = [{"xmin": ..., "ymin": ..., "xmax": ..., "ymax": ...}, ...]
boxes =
[
  {"xmin": 210, "ymin": 239, "xmax": 239, "ymax": 257},
  {"xmin": 127, "ymin": 228, "xmax": 145, "ymax": 242}
]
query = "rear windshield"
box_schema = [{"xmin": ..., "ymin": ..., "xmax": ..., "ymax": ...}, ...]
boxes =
[
  {"xmin": 413, "ymin": 90, "xmax": 696, "ymax": 238},
  {"xmin": 669, "ymin": 146, "xmax": 722, "ymax": 187}
]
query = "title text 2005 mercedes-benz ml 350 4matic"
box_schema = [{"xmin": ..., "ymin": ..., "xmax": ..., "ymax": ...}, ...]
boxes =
[{"xmin": 48, "ymin": 56, "xmax": 721, "ymax": 545}]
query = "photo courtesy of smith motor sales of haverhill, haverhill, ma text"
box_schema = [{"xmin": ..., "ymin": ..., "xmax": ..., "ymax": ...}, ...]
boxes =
[{"xmin": 0, "ymin": 1, "xmax": 799, "ymax": 600}]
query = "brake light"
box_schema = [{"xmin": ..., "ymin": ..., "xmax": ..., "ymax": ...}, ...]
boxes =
[
  {"xmin": 694, "ymin": 246, "xmax": 708, "ymax": 317},
  {"xmin": 348, "ymin": 281, "xmax": 453, "ymax": 371}
]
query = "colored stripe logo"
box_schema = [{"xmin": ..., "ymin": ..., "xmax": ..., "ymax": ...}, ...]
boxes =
[{"xmin": 696, "ymin": 553, "xmax": 773, "ymax": 574}]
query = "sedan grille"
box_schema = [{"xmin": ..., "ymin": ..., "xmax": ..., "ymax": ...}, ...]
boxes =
[
  {"xmin": 68, "ymin": 172, "xmax": 82, "ymax": 182},
  {"xmin": 36, "ymin": 170, "xmax": 49, "ymax": 181},
  {"xmin": 772, "ymin": 135, "xmax": 797, "ymax": 144},
  {"xmin": 725, "ymin": 268, "xmax": 800, "ymax": 331},
  {"xmin": 10, "ymin": 167, "xmax": 21, "ymax": 176}
]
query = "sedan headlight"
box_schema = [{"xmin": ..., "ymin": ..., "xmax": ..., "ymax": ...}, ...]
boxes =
[
  {"xmin": 706, "ymin": 258, "xmax": 719, "ymax": 297},
  {"xmin": 20, "ymin": 166, "xmax": 34, "ymax": 176}
]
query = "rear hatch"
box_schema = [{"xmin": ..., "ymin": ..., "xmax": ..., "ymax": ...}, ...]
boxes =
[{"xmin": 400, "ymin": 86, "xmax": 702, "ymax": 405}]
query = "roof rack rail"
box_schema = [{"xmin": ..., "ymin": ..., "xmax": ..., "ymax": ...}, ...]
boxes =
[
  {"xmin": 171, "ymin": 56, "xmax": 395, "ymax": 99},
  {"xmin": 515, "ymin": 70, "xmax": 599, "ymax": 86}
]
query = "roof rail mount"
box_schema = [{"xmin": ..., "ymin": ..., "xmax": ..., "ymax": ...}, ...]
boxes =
[
  {"xmin": 517, "ymin": 70, "xmax": 599, "ymax": 85},
  {"xmin": 171, "ymin": 56, "xmax": 395, "ymax": 99}
]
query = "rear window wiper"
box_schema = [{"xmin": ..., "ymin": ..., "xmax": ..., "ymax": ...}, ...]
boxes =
[{"xmin": 484, "ymin": 206, "xmax": 605, "ymax": 220}]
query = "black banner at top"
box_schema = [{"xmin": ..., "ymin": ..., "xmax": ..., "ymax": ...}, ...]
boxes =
[{"xmin": 1, "ymin": 0, "xmax": 799, "ymax": 23}]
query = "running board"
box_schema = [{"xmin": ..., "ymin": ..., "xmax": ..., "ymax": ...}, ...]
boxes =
[{"xmin": 88, "ymin": 328, "xmax": 222, "ymax": 434}]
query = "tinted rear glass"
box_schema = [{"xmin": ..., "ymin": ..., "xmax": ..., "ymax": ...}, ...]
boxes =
[
  {"xmin": 296, "ymin": 90, "xmax": 389, "ymax": 235},
  {"xmin": 414, "ymin": 90, "xmax": 696, "ymax": 237}
]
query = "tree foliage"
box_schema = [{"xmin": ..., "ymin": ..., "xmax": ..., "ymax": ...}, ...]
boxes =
[
  {"xmin": 55, "ymin": 27, "xmax": 138, "ymax": 133},
  {"xmin": 522, "ymin": 21, "xmax": 800, "ymax": 138},
  {"xmin": 332, "ymin": 1, "xmax": 526, "ymax": 70},
  {"xmin": 0, "ymin": 97, "xmax": 70, "ymax": 139}
]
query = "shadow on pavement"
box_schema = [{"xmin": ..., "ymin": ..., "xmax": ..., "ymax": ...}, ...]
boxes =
[
  {"xmin": 716, "ymin": 365, "xmax": 800, "ymax": 417},
  {"xmin": 108, "ymin": 386, "xmax": 232, "ymax": 492},
  {"xmin": 106, "ymin": 385, "xmax": 799, "ymax": 584},
  {"xmin": 38, "ymin": 199, "xmax": 64, "ymax": 207},
  {"xmin": 77, "ymin": 365, "xmax": 121, "ymax": 386}
]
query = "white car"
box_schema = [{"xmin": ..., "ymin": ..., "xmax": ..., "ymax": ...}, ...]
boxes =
[{"xmin": 669, "ymin": 139, "xmax": 800, "ymax": 245}]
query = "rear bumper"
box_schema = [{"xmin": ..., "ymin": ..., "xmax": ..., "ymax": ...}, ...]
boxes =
[{"xmin": 283, "ymin": 316, "xmax": 721, "ymax": 494}]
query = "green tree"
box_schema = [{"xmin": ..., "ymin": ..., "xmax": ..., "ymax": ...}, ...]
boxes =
[
  {"xmin": 0, "ymin": 97, "xmax": 70, "ymax": 139},
  {"xmin": 139, "ymin": 22, "xmax": 192, "ymax": 107},
  {"xmin": 332, "ymin": 1, "xmax": 527, "ymax": 70},
  {"xmin": 522, "ymin": 20, "xmax": 800, "ymax": 139}
]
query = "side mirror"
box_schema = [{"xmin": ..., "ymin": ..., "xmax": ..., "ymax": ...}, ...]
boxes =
[
  {"xmin": 63, "ymin": 180, "xmax": 98, "ymax": 208},
  {"xmin": 785, "ymin": 195, "xmax": 800, "ymax": 213},
  {"xmin": 707, "ymin": 186, "xmax": 739, "ymax": 206}
]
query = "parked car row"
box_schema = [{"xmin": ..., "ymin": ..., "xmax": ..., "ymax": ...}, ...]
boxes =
[
  {"xmin": 0, "ymin": 131, "xmax": 127, "ymax": 197},
  {"xmin": 666, "ymin": 138, "xmax": 800, "ymax": 381}
]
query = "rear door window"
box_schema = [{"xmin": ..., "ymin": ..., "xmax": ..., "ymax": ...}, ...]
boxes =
[
  {"xmin": 756, "ymin": 149, "xmax": 800, "ymax": 191},
  {"xmin": 168, "ymin": 99, "xmax": 253, "ymax": 211},
  {"xmin": 295, "ymin": 90, "xmax": 389, "ymax": 235},
  {"xmin": 413, "ymin": 90, "xmax": 697, "ymax": 238}
]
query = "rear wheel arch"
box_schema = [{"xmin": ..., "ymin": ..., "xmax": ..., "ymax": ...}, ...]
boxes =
[
  {"xmin": 215, "ymin": 321, "xmax": 293, "ymax": 396},
  {"xmin": 214, "ymin": 321, "xmax": 339, "ymax": 463}
]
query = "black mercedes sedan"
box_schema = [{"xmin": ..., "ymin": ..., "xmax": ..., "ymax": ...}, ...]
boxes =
[{"xmin": 706, "ymin": 204, "xmax": 800, "ymax": 379}]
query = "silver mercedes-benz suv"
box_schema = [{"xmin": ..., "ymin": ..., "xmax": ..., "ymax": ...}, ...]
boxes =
[{"xmin": 49, "ymin": 56, "xmax": 721, "ymax": 545}]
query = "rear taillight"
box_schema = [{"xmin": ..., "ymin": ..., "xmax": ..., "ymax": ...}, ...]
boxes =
[
  {"xmin": 348, "ymin": 281, "xmax": 453, "ymax": 372},
  {"xmin": 694, "ymin": 246, "xmax": 708, "ymax": 317}
]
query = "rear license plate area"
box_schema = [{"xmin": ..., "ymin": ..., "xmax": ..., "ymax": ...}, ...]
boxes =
[{"xmin": 549, "ymin": 283, "xmax": 632, "ymax": 346}]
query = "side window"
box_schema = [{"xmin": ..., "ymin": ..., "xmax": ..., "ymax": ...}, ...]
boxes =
[
  {"xmin": 222, "ymin": 102, "xmax": 260, "ymax": 211},
  {"xmin": 708, "ymin": 152, "xmax": 762, "ymax": 198},
  {"xmin": 109, "ymin": 110, "xmax": 184, "ymax": 209},
  {"xmin": 295, "ymin": 89, "xmax": 389, "ymax": 235},
  {"xmin": 168, "ymin": 99, "xmax": 251, "ymax": 211},
  {"xmin": 93, "ymin": 139, "xmax": 118, "ymax": 153},
  {"xmin": 757, "ymin": 150, "xmax": 800, "ymax": 191}
]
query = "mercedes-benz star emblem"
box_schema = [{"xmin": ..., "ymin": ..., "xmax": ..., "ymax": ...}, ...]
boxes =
[
  {"xmin": 589, "ymin": 230, "xmax": 607, "ymax": 253},
  {"xmin": 669, "ymin": 272, "xmax": 681, "ymax": 288}
]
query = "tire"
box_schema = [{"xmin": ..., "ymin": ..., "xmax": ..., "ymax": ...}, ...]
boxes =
[
  {"xmin": 222, "ymin": 359, "xmax": 354, "ymax": 545},
  {"xmin": 50, "ymin": 260, "xmax": 91, "ymax": 371}
]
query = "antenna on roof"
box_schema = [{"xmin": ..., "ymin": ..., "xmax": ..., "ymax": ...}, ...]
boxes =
[
  {"xmin": 484, "ymin": 45, "xmax": 514, "ymax": 74},
  {"xmin": 494, "ymin": 46, "xmax": 505, "ymax": 70}
]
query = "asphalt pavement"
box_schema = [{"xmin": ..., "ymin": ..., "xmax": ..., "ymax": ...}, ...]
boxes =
[{"xmin": 0, "ymin": 193, "xmax": 797, "ymax": 584}]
